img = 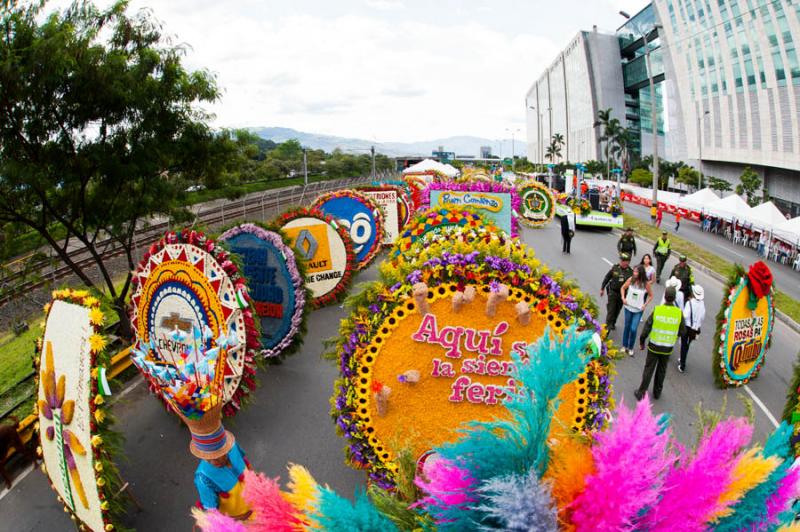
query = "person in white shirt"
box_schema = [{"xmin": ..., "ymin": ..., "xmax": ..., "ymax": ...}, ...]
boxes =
[
  {"xmin": 678, "ymin": 285, "xmax": 706, "ymax": 373},
  {"xmin": 620, "ymin": 265, "xmax": 653, "ymax": 357},
  {"xmin": 660, "ymin": 277, "xmax": 685, "ymax": 310}
]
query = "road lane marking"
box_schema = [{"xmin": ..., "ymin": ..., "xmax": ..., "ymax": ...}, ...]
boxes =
[
  {"xmin": 743, "ymin": 384, "xmax": 780, "ymax": 428},
  {"xmin": 602, "ymin": 257, "xmax": 613, "ymax": 266},
  {"xmin": 717, "ymin": 243, "xmax": 744, "ymax": 258}
]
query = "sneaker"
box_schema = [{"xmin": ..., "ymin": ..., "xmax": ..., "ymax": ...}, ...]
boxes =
[
  {"xmin": 629, "ymin": 348, "xmax": 635, "ymax": 357},
  {"xmin": 677, "ymin": 365, "xmax": 684, "ymax": 373}
]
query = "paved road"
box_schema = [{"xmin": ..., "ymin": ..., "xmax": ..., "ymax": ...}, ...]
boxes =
[
  {"xmin": 1, "ymin": 221, "xmax": 799, "ymax": 531},
  {"xmin": 624, "ymin": 202, "xmax": 800, "ymax": 301}
]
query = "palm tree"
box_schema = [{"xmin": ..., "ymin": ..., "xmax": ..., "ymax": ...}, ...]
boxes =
[
  {"xmin": 545, "ymin": 137, "xmax": 562, "ymax": 164},
  {"xmin": 552, "ymin": 133, "xmax": 565, "ymax": 162},
  {"xmin": 594, "ymin": 109, "xmax": 612, "ymax": 177}
]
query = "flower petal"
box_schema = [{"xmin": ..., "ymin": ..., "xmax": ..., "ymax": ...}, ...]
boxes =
[
  {"xmin": 61, "ymin": 400, "xmax": 75, "ymax": 425},
  {"xmin": 65, "ymin": 430, "xmax": 86, "ymax": 456},
  {"xmin": 46, "ymin": 425, "xmax": 54, "ymax": 441},
  {"xmin": 38, "ymin": 399, "xmax": 53, "ymax": 420},
  {"xmin": 56, "ymin": 375, "xmax": 65, "ymax": 408}
]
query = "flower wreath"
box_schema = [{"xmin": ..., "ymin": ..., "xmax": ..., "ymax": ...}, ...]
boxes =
[
  {"xmin": 130, "ymin": 228, "xmax": 260, "ymax": 417},
  {"xmin": 219, "ymin": 223, "xmax": 309, "ymax": 361},
  {"xmin": 516, "ymin": 180, "xmax": 556, "ymax": 228},
  {"xmin": 274, "ymin": 206, "xmax": 356, "ymax": 309},
  {"xmin": 35, "ymin": 289, "xmax": 128, "ymax": 532},
  {"xmin": 712, "ymin": 263, "xmax": 775, "ymax": 388},
  {"xmin": 389, "ymin": 207, "xmax": 497, "ymax": 259},
  {"xmin": 356, "ymin": 184, "xmax": 411, "ymax": 244},
  {"xmin": 311, "ymin": 189, "xmax": 385, "ymax": 270},
  {"xmin": 327, "ymin": 253, "xmax": 612, "ymax": 489},
  {"xmin": 420, "ymin": 181, "xmax": 522, "ymax": 237}
]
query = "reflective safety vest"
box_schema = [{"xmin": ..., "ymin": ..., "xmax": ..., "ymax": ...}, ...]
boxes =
[
  {"xmin": 655, "ymin": 238, "xmax": 671, "ymax": 255},
  {"xmin": 650, "ymin": 304, "xmax": 682, "ymax": 349}
]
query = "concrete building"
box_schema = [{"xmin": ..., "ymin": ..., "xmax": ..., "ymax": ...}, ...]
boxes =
[
  {"xmin": 527, "ymin": 0, "xmax": 800, "ymax": 216},
  {"xmin": 525, "ymin": 29, "xmax": 626, "ymax": 166}
]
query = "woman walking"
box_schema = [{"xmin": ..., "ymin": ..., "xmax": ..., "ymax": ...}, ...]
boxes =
[
  {"xmin": 620, "ymin": 265, "xmax": 653, "ymax": 356},
  {"xmin": 640, "ymin": 254, "xmax": 656, "ymax": 284},
  {"xmin": 678, "ymin": 285, "xmax": 706, "ymax": 373}
]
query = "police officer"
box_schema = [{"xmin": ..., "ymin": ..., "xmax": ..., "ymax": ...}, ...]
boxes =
[
  {"xmin": 600, "ymin": 253, "xmax": 633, "ymax": 331},
  {"xmin": 669, "ymin": 254, "xmax": 694, "ymax": 303},
  {"xmin": 653, "ymin": 230, "xmax": 672, "ymax": 283},
  {"xmin": 634, "ymin": 286, "xmax": 686, "ymax": 400},
  {"xmin": 617, "ymin": 227, "xmax": 637, "ymax": 259}
]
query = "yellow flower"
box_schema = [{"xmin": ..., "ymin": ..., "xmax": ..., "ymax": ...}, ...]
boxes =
[
  {"xmin": 43, "ymin": 303, "xmax": 51, "ymax": 314},
  {"xmin": 94, "ymin": 409, "xmax": 106, "ymax": 423},
  {"xmin": 73, "ymin": 290, "xmax": 89, "ymax": 299},
  {"xmin": 94, "ymin": 395, "xmax": 105, "ymax": 405},
  {"xmin": 89, "ymin": 308, "xmax": 105, "ymax": 326},
  {"xmin": 89, "ymin": 334, "xmax": 106, "ymax": 353},
  {"xmin": 83, "ymin": 296, "xmax": 99, "ymax": 308},
  {"xmin": 96, "ymin": 477, "xmax": 106, "ymax": 487},
  {"xmin": 100, "ymin": 501, "xmax": 109, "ymax": 511},
  {"xmin": 95, "ymin": 462, "xmax": 104, "ymax": 472},
  {"xmin": 91, "ymin": 435, "xmax": 103, "ymax": 448}
]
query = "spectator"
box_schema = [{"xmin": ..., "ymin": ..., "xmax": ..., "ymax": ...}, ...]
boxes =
[{"xmin": 678, "ymin": 285, "xmax": 705, "ymax": 373}]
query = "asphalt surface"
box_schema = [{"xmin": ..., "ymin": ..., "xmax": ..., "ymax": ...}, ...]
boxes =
[
  {"xmin": 624, "ymin": 202, "xmax": 800, "ymax": 302},
  {"xmin": 1, "ymin": 219, "xmax": 799, "ymax": 531}
]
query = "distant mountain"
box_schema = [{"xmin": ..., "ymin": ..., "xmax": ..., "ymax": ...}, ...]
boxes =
[{"xmin": 248, "ymin": 127, "xmax": 513, "ymax": 158}]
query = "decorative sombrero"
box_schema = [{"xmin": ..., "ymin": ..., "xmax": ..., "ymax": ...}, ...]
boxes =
[{"xmin": 181, "ymin": 403, "xmax": 235, "ymax": 460}]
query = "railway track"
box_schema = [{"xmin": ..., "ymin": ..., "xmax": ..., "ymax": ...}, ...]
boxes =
[{"xmin": 0, "ymin": 175, "xmax": 377, "ymax": 306}]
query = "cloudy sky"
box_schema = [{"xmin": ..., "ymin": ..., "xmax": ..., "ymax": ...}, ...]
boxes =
[{"xmin": 51, "ymin": 0, "xmax": 648, "ymax": 142}]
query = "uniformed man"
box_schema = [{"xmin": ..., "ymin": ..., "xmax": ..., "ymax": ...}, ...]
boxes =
[
  {"xmin": 634, "ymin": 286, "xmax": 686, "ymax": 400},
  {"xmin": 600, "ymin": 253, "xmax": 633, "ymax": 331},
  {"xmin": 669, "ymin": 254, "xmax": 694, "ymax": 303},
  {"xmin": 652, "ymin": 230, "xmax": 672, "ymax": 283},
  {"xmin": 617, "ymin": 227, "xmax": 637, "ymax": 258}
]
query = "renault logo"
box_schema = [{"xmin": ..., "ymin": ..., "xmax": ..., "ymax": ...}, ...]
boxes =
[{"xmin": 295, "ymin": 229, "xmax": 318, "ymax": 260}]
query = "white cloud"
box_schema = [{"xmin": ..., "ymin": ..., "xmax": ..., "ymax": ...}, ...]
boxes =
[{"xmin": 364, "ymin": 0, "xmax": 405, "ymax": 10}]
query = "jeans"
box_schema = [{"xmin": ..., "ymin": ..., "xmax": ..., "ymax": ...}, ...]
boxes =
[{"xmin": 622, "ymin": 308, "xmax": 643, "ymax": 349}]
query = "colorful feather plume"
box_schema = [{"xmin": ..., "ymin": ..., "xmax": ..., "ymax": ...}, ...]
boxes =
[
  {"xmin": 241, "ymin": 469, "xmax": 305, "ymax": 531},
  {"xmin": 641, "ymin": 417, "xmax": 753, "ymax": 531},
  {"xmin": 541, "ymin": 435, "xmax": 594, "ymax": 530},
  {"xmin": 191, "ymin": 508, "xmax": 248, "ymax": 532},
  {"xmin": 706, "ymin": 447, "xmax": 780, "ymax": 522},
  {"xmin": 312, "ymin": 488, "xmax": 400, "ymax": 531},
  {"xmin": 285, "ymin": 463, "xmax": 321, "ymax": 521},
  {"xmin": 414, "ymin": 457, "xmax": 479, "ymax": 529},
  {"xmin": 475, "ymin": 467, "xmax": 558, "ymax": 531},
  {"xmin": 763, "ymin": 465, "xmax": 800, "ymax": 528},
  {"xmin": 438, "ymin": 325, "xmax": 593, "ymax": 484},
  {"xmin": 570, "ymin": 399, "xmax": 673, "ymax": 531}
]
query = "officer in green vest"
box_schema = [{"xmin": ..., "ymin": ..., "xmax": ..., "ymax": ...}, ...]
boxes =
[
  {"xmin": 652, "ymin": 230, "xmax": 672, "ymax": 284},
  {"xmin": 600, "ymin": 252, "xmax": 633, "ymax": 332},
  {"xmin": 669, "ymin": 254, "xmax": 694, "ymax": 303},
  {"xmin": 634, "ymin": 286, "xmax": 686, "ymax": 401},
  {"xmin": 617, "ymin": 227, "xmax": 637, "ymax": 258}
]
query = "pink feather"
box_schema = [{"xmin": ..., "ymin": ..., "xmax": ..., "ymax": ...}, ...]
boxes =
[
  {"xmin": 191, "ymin": 508, "xmax": 248, "ymax": 532},
  {"xmin": 762, "ymin": 465, "xmax": 800, "ymax": 529},
  {"xmin": 241, "ymin": 469, "xmax": 305, "ymax": 531},
  {"xmin": 414, "ymin": 457, "xmax": 478, "ymax": 517},
  {"xmin": 571, "ymin": 399, "xmax": 674, "ymax": 531},
  {"xmin": 643, "ymin": 417, "xmax": 753, "ymax": 531}
]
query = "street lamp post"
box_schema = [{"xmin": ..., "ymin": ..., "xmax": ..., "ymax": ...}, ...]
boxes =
[
  {"xmin": 697, "ymin": 110, "xmax": 710, "ymax": 190},
  {"xmin": 506, "ymin": 128, "xmax": 521, "ymax": 171},
  {"xmin": 620, "ymin": 11, "xmax": 662, "ymax": 209}
]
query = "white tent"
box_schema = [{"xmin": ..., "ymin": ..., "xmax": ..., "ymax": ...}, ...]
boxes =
[
  {"xmin": 402, "ymin": 159, "xmax": 459, "ymax": 178},
  {"xmin": 678, "ymin": 187, "xmax": 719, "ymax": 212},
  {"xmin": 774, "ymin": 216, "xmax": 800, "ymax": 245},
  {"xmin": 747, "ymin": 201, "xmax": 788, "ymax": 232},
  {"xmin": 705, "ymin": 194, "xmax": 751, "ymax": 222}
]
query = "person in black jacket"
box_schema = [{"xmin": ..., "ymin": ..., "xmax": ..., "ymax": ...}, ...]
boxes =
[{"xmin": 560, "ymin": 210, "xmax": 576, "ymax": 254}]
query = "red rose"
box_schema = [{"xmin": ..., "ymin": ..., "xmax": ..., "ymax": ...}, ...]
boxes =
[{"xmin": 747, "ymin": 261, "xmax": 773, "ymax": 299}]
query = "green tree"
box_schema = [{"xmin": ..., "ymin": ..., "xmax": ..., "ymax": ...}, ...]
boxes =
[
  {"xmin": 629, "ymin": 168, "xmax": 654, "ymax": 187},
  {"xmin": 707, "ymin": 176, "xmax": 732, "ymax": 193},
  {"xmin": 551, "ymin": 133, "xmax": 565, "ymax": 163},
  {"xmin": 594, "ymin": 109, "xmax": 622, "ymax": 179},
  {"xmin": 735, "ymin": 166, "xmax": 762, "ymax": 207},
  {"xmin": 584, "ymin": 160, "xmax": 605, "ymax": 176},
  {"xmin": 676, "ymin": 166, "xmax": 703, "ymax": 189},
  {"xmin": 0, "ymin": 1, "xmax": 229, "ymax": 337}
]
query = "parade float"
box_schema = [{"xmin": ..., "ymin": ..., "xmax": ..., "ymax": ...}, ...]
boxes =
[
  {"xmin": 220, "ymin": 223, "xmax": 309, "ymax": 361},
  {"xmin": 420, "ymin": 181, "xmax": 520, "ymax": 237},
  {"xmin": 555, "ymin": 193, "xmax": 624, "ymax": 229},
  {"xmin": 130, "ymin": 229, "xmax": 260, "ymax": 417},
  {"xmin": 35, "ymin": 290, "xmax": 129, "ymax": 532},
  {"xmin": 312, "ymin": 190, "xmax": 385, "ymax": 270},
  {"xmin": 276, "ymin": 207, "xmax": 356, "ymax": 308},
  {"xmin": 712, "ymin": 261, "xmax": 775, "ymax": 388}
]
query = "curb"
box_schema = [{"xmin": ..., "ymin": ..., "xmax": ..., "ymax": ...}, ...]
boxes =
[{"xmin": 613, "ymin": 228, "xmax": 800, "ymax": 335}]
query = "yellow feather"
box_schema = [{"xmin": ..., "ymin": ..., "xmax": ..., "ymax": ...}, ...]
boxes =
[
  {"xmin": 542, "ymin": 436, "xmax": 595, "ymax": 531},
  {"xmin": 69, "ymin": 468, "xmax": 89, "ymax": 510},
  {"xmin": 286, "ymin": 463, "xmax": 321, "ymax": 529},
  {"xmin": 68, "ymin": 431, "xmax": 86, "ymax": 456},
  {"xmin": 708, "ymin": 448, "xmax": 780, "ymax": 522},
  {"xmin": 778, "ymin": 524, "xmax": 800, "ymax": 532}
]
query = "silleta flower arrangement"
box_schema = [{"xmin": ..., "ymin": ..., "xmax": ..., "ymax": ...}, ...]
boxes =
[
  {"xmin": 419, "ymin": 181, "xmax": 522, "ymax": 237},
  {"xmin": 327, "ymin": 235, "xmax": 612, "ymax": 490},
  {"xmin": 389, "ymin": 207, "xmax": 497, "ymax": 259},
  {"xmin": 35, "ymin": 289, "xmax": 128, "ymax": 532},
  {"xmin": 194, "ymin": 328, "xmax": 800, "ymax": 532},
  {"xmin": 276, "ymin": 206, "xmax": 356, "ymax": 308},
  {"xmin": 516, "ymin": 180, "xmax": 556, "ymax": 228},
  {"xmin": 712, "ymin": 262, "xmax": 775, "ymax": 388},
  {"xmin": 130, "ymin": 228, "xmax": 260, "ymax": 417},
  {"xmin": 131, "ymin": 326, "xmax": 235, "ymax": 419},
  {"xmin": 219, "ymin": 223, "xmax": 309, "ymax": 361}
]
